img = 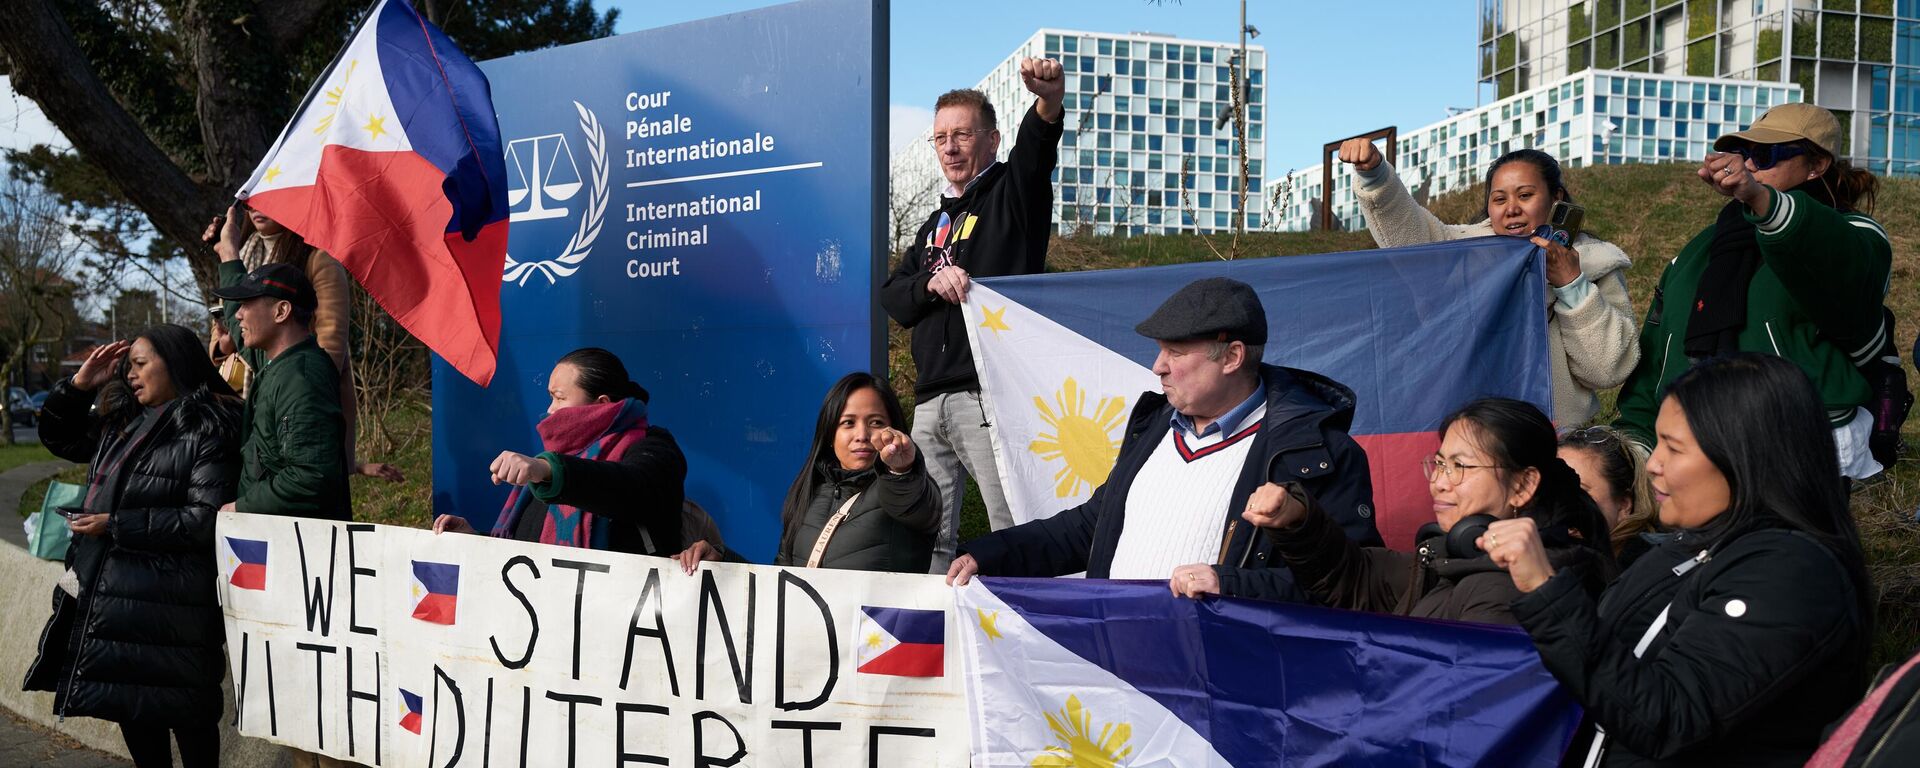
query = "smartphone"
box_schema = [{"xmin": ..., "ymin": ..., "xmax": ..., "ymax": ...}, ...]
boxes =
[
  {"xmin": 56, "ymin": 506, "xmax": 86, "ymax": 521},
  {"xmin": 1548, "ymin": 200, "xmax": 1585, "ymax": 246}
]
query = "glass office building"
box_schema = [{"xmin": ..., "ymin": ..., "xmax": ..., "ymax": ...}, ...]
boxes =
[
  {"xmin": 891, "ymin": 28, "xmax": 1269, "ymax": 235},
  {"xmin": 1478, "ymin": 0, "xmax": 1920, "ymax": 175},
  {"xmin": 1275, "ymin": 68, "xmax": 1801, "ymax": 232}
]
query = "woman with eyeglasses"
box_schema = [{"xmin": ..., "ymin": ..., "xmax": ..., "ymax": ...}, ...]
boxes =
[
  {"xmin": 1559, "ymin": 425, "xmax": 1660, "ymax": 568},
  {"xmin": 1487, "ymin": 353, "xmax": 1871, "ymax": 766},
  {"xmin": 1240, "ymin": 398, "xmax": 1611, "ymax": 625},
  {"xmin": 1336, "ymin": 142, "xmax": 1639, "ymax": 427},
  {"xmin": 1613, "ymin": 103, "xmax": 1892, "ymax": 481}
]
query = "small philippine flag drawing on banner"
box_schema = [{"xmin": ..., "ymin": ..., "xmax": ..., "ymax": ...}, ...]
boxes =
[
  {"xmin": 409, "ymin": 561, "xmax": 459, "ymax": 625},
  {"xmin": 856, "ymin": 606, "xmax": 945, "ymax": 677},
  {"xmin": 399, "ymin": 688, "xmax": 423, "ymax": 734},
  {"xmin": 221, "ymin": 537, "xmax": 268, "ymax": 591}
]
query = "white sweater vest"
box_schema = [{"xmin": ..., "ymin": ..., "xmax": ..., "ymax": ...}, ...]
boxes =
[{"xmin": 1107, "ymin": 407, "xmax": 1263, "ymax": 580}]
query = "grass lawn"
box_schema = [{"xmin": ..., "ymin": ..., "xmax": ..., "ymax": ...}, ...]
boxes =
[{"xmin": 0, "ymin": 442, "xmax": 54, "ymax": 474}]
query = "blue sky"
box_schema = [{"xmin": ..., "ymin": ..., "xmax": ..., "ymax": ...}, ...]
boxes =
[{"xmin": 610, "ymin": 0, "xmax": 1485, "ymax": 176}]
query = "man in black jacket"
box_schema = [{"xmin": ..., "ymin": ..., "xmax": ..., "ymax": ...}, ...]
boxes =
[
  {"xmin": 882, "ymin": 57, "xmax": 1066, "ymax": 573},
  {"xmin": 946, "ymin": 278, "xmax": 1381, "ymax": 602}
]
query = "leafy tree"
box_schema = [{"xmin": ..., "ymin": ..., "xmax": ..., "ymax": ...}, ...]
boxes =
[{"xmin": 0, "ymin": 0, "xmax": 617, "ymax": 302}]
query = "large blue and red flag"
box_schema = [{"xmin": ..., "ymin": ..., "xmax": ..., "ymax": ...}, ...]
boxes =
[
  {"xmin": 239, "ymin": 0, "xmax": 509, "ymax": 385},
  {"xmin": 962, "ymin": 237, "xmax": 1551, "ymax": 550},
  {"xmin": 958, "ymin": 578, "xmax": 1581, "ymax": 767}
]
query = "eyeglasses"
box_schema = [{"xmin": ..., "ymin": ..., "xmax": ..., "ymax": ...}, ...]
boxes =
[
  {"xmin": 1729, "ymin": 142, "xmax": 1809, "ymax": 170},
  {"xmin": 1421, "ymin": 455, "xmax": 1510, "ymax": 484},
  {"xmin": 929, "ymin": 128, "xmax": 992, "ymax": 148}
]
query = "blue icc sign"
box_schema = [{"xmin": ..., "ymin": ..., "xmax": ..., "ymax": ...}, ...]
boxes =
[{"xmin": 432, "ymin": 0, "xmax": 885, "ymax": 561}]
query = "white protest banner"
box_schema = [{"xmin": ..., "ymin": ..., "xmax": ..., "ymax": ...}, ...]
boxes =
[{"xmin": 216, "ymin": 512, "xmax": 966, "ymax": 766}]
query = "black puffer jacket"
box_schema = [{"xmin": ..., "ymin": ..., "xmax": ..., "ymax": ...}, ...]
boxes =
[
  {"xmin": 775, "ymin": 461, "xmax": 940, "ymax": 573},
  {"xmin": 22, "ymin": 379, "xmax": 241, "ymax": 726},
  {"xmin": 1513, "ymin": 523, "xmax": 1867, "ymax": 766}
]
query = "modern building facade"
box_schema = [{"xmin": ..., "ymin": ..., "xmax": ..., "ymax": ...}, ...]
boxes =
[
  {"xmin": 1274, "ymin": 68, "xmax": 1801, "ymax": 232},
  {"xmin": 891, "ymin": 28, "xmax": 1269, "ymax": 236},
  {"xmin": 1478, "ymin": 0, "xmax": 1920, "ymax": 175}
]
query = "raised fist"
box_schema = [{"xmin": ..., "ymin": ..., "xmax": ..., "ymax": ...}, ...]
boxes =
[
  {"xmin": 871, "ymin": 427, "xmax": 917, "ymax": 473},
  {"xmin": 1020, "ymin": 57, "xmax": 1065, "ymax": 102},
  {"xmin": 1337, "ymin": 138, "xmax": 1383, "ymax": 173}
]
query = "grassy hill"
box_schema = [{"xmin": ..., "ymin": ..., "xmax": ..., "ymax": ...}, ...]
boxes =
[{"xmin": 905, "ymin": 161, "xmax": 1920, "ymax": 667}]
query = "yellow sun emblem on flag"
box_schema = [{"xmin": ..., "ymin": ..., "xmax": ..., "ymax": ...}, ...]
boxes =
[
  {"xmin": 312, "ymin": 60, "xmax": 359, "ymax": 135},
  {"xmin": 1029, "ymin": 378, "xmax": 1127, "ymax": 498},
  {"xmin": 1030, "ymin": 695, "xmax": 1133, "ymax": 767}
]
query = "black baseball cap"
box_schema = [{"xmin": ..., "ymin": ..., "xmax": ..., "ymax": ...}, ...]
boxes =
[{"xmin": 212, "ymin": 262, "xmax": 317, "ymax": 310}]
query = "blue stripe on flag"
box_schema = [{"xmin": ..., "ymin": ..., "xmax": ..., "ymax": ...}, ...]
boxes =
[
  {"xmin": 412, "ymin": 561, "xmax": 460, "ymax": 595},
  {"xmin": 978, "ymin": 236, "xmax": 1552, "ymax": 432},
  {"xmin": 374, "ymin": 0, "xmax": 510, "ymax": 236},
  {"xmin": 862, "ymin": 606, "xmax": 944, "ymax": 645},
  {"xmin": 226, "ymin": 537, "xmax": 268, "ymax": 565},
  {"xmin": 981, "ymin": 576, "xmax": 1580, "ymax": 767}
]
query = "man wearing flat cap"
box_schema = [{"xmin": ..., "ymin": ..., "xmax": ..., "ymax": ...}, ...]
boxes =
[
  {"xmin": 213, "ymin": 260, "xmax": 351, "ymax": 521},
  {"xmin": 947, "ymin": 277, "xmax": 1380, "ymax": 601}
]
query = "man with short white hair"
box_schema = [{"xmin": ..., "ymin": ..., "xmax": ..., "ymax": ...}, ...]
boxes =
[
  {"xmin": 882, "ymin": 57, "xmax": 1066, "ymax": 573},
  {"xmin": 946, "ymin": 277, "xmax": 1380, "ymax": 601}
]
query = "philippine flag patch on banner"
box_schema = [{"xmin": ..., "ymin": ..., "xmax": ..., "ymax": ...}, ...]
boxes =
[
  {"xmin": 409, "ymin": 561, "xmax": 460, "ymax": 625},
  {"xmin": 856, "ymin": 606, "xmax": 945, "ymax": 677},
  {"xmin": 399, "ymin": 688, "xmax": 423, "ymax": 734},
  {"xmin": 219, "ymin": 536, "xmax": 268, "ymax": 591}
]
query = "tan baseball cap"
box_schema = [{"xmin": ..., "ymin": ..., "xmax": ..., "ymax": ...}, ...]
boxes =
[{"xmin": 1713, "ymin": 102, "xmax": 1841, "ymax": 156}]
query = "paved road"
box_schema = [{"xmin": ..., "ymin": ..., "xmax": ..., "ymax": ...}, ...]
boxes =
[{"xmin": 0, "ymin": 662, "xmax": 128, "ymax": 768}]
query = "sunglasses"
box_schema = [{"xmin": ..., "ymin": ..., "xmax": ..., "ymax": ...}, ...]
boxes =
[{"xmin": 1728, "ymin": 142, "xmax": 1809, "ymax": 170}]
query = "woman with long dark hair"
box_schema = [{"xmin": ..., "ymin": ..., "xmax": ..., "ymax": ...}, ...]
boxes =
[
  {"xmin": 675, "ymin": 372, "xmax": 938, "ymax": 573},
  {"xmin": 433, "ymin": 347, "xmax": 686, "ymax": 554},
  {"xmin": 1337, "ymin": 142, "xmax": 1639, "ymax": 426},
  {"xmin": 23, "ymin": 325, "xmax": 243, "ymax": 767},
  {"xmin": 1237, "ymin": 397, "xmax": 1611, "ymax": 624},
  {"xmin": 1489, "ymin": 353, "xmax": 1871, "ymax": 766},
  {"xmin": 1613, "ymin": 103, "xmax": 1893, "ymax": 480}
]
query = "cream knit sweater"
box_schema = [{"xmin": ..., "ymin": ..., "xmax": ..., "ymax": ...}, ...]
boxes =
[{"xmin": 1352, "ymin": 162, "xmax": 1639, "ymax": 426}]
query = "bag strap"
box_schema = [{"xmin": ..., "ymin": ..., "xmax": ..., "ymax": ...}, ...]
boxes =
[{"xmin": 804, "ymin": 492, "xmax": 863, "ymax": 568}]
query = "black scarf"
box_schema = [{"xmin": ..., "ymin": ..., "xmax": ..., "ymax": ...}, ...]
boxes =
[{"xmin": 1685, "ymin": 201, "xmax": 1763, "ymax": 358}]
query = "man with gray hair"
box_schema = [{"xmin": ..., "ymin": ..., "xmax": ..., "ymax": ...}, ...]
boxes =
[
  {"xmin": 946, "ymin": 277, "xmax": 1380, "ymax": 602},
  {"xmin": 882, "ymin": 57, "xmax": 1065, "ymax": 572}
]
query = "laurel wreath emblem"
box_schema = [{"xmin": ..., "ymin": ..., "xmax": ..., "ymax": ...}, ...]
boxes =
[{"xmin": 502, "ymin": 100, "xmax": 609, "ymax": 285}]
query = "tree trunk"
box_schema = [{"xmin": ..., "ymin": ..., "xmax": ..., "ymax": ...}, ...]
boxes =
[{"xmin": 0, "ymin": 0, "xmax": 225, "ymax": 298}]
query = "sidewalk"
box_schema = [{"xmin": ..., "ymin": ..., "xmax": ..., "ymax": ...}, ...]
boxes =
[{"xmin": 0, "ymin": 707, "xmax": 127, "ymax": 767}]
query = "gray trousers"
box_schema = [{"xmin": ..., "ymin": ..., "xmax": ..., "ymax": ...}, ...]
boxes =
[{"xmin": 912, "ymin": 390, "xmax": 1014, "ymax": 572}]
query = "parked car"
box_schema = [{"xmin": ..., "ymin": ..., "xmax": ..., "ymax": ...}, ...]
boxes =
[{"xmin": 8, "ymin": 386, "xmax": 37, "ymax": 427}]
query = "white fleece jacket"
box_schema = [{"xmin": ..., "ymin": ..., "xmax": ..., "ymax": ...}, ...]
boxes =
[{"xmin": 1352, "ymin": 161, "xmax": 1639, "ymax": 425}]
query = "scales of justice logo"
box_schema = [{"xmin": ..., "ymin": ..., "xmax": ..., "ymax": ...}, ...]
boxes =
[{"xmin": 502, "ymin": 100, "xmax": 610, "ymax": 285}]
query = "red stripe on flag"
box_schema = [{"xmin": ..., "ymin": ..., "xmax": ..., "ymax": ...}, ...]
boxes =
[
  {"xmin": 412, "ymin": 593, "xmax": 458, "ymax": 625},
  {"xmin": 399, "ymin": 712, "xmax": 422, "ymax": 735},
  {"xmin": 1353, "ymin": 431, "xmax": 1441, "ymax": 553},
  {"xmin": 230, "ymin": 563, "xmax": 267, "ymax": 591},
  {"xmin": 858, "ymin": 642, "xmax": 944, "ymax": 677},
  {"xmin": 247, "ymin": 146, "xmax": 503, "ymax": 386}
]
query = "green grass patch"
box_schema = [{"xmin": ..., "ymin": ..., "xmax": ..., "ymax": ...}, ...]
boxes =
[
  {"xmin": 18, "ymin": 465, "xmax": 87, "ymax": 519},
  {"xmin": 0, "ymin": 443, "xmax": 55, "ymax": 474}
]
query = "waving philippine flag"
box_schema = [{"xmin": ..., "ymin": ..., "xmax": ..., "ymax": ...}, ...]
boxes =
[
  {"xmin": 957, "ymin": 578, "xmax": 1581, "ymax": 767},
  {"xmin": 961, "ymin": 237, "xmax": 1552, "ymax": 550},
  {"xmin": 238, "ymin": 0, "xmax": 509, "ymax": 386}
]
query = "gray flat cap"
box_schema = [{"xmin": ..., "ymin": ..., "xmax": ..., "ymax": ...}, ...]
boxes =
[{"xmin": 1134, "ymin": 277, "xmax": 1267, "ymax": 344}]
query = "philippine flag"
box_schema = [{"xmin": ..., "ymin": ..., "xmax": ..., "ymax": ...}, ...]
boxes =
[
  {"xmin": 238, "ymin": 0, "xmax": 509, "ymax": 386},
  {"xmin": 218, "ymin": 536, "xmax": 268, "ymax": 591},
  {"xmin": 855, "ymin": 606, "xmax": 945, "ymax": 678},
  {"xmin": 409, "ymin": 560, "xmax": 459, "ymax": 625},
  {"xmin": 957, "ymin": 578, "xmax": 1581, "ymax": 767},
  {"xmin": 961, "ymin": 237, "xmax": 1553, "ymax": 550},
  {"xmin": 399, "ymin": 688, "xmax": 423, "ymax": 734}
]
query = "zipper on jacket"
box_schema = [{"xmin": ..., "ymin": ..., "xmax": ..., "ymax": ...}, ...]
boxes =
[
  {"xmin": 1863, "ymin": 681, "xmax": 1920, "ymax": 766},
  {"xmin": 1764, "ymin": 321, "xmax": 1782, "ymax": 355},
  {"xmin": 1657, "ymin": 333, "xmax": 1673, "ymax": 384},
  {"xmin": 1671, "ymin": 548, "xmax": 1711, "ymax": 577}
]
